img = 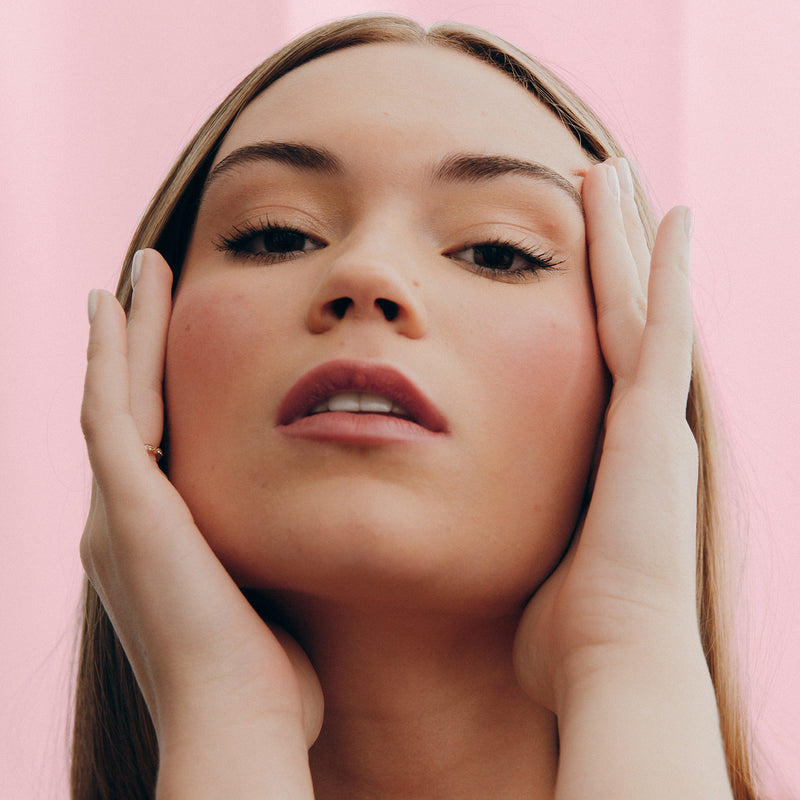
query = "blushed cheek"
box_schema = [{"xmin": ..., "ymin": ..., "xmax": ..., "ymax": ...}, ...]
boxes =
[
  {"xmin": 526, "ymin": 310, "xmax": 605, "ymax": 412},
  {"xmin": 471, "ymin": 302, "xmax": 606, "ymax": 418},
  {"xmin": 165, "ymin": 283, "xmax": 277, "ymax": 450},
  {"xmin": 449, "ymin": 298, "xmax": 606, "ymax": 596},
  {"xmin": 468, "ymin": 297, "xmax": 609, "ymax": 514}
]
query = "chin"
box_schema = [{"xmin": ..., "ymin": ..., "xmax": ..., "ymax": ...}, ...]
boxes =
[
  {"xmin": 170, "ymin": 435, "xmax": 587, "ymax": 616},
  {"xmin": 195, "ymin": 490, "xmax": 571, "ymax": 618}
]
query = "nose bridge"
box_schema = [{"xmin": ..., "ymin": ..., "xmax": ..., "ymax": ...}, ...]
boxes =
[{"xmin": 306, "ymin": 216, "xmax": 427, "ymax": 338}]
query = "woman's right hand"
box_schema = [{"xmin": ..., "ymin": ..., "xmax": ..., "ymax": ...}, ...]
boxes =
[{"xmin": 80, "ymin": 249, "xmax": 321, "ymax": 798}]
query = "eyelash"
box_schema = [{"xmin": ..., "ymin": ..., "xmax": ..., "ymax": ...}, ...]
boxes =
[
  {"xmin": 215, "ymin": 218, "xmax": 325, "ymax": 263},
  {"xmin": 216, "ymin": 219, "xmax": 565, "ymax": 281},
  {"xmin": 445, "ymin": 239, "xmax": 564, "ymax": 282}
]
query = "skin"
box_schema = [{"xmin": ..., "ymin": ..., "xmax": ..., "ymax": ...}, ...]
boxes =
[
  {"xmin": 81, "ymin": 43, "xmax": 734, "ymax": 799},
  {"xmin": 167, "ymin": 43, "xmax": 605, "ymax": 614}
]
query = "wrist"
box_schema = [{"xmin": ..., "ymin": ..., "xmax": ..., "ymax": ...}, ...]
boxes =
[
  {"xmin": 157, "ymin": 715, "xmax": 313, "ymax": 799},
  {"xmin": 553, "ymin": 637, "xmax": 733, "ymax": 800},
  {"xmin": 553, "ymin": 616, "xmax": 707, "ymax": 713}
]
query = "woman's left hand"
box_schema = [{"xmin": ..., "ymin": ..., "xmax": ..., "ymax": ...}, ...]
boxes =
[{"xmin": 513, "ymin": 159, "xmax": 733, "ymax": 798}]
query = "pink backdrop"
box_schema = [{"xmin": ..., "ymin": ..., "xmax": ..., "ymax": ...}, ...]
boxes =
[{"xmin": 2, "ymin": 1, "xmax": 798, "ymax": 797}]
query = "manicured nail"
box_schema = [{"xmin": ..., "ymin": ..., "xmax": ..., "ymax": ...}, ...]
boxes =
[
  {"xmin": 87, "ymin": 290, "xmax": 99, "ymax": 323},
  {"xmin": 606, "ymin": 163, "xmax": 620, "ymax": 201},
  {"xmin": 131, "ymin": 249, "xmax": 144, "ymax": 288},
  {"xmin": 616, "ymin": 158, "xmax": 633, "ymax": 195},
  {"xmin": 683, "ymin": 207, "xmax": 693, "ymax": 240}
]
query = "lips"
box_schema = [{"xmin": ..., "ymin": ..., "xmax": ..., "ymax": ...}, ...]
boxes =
[{"xmin": 276, "ymin": 359, "xmax": 448, "ymax": 436}]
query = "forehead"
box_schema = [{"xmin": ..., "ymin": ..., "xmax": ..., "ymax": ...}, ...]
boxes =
[{"xmin": 214, "ymin": 43, "xmax": 592, "ymax": 180}]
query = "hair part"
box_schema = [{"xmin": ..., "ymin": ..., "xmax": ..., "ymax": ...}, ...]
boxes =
[{"xmin": 73, "ymin": 14, "xmax": 759, "ymax": 799}]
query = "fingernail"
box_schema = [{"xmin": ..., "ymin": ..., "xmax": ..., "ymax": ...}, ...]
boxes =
[
  {"xmin": 683, "ymin": 207, "xmax": 693, "ymax": 240},
  {"xmin": 87, "ymin": 290, "xmax": 99, "ymax": 323},
  {"xmin": 131, "ymin": 249, "xmax": 144, "ymax": 288},
  {"xmin": 606, "ymin": 163, "xmax": 620, "ymax": 201},
  {"xmin": 616, "ymin": 158, "xmax": 633, "ymax": 195}
]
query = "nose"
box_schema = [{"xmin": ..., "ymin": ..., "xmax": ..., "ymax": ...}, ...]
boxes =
[{"xmin": 305, "ymin": 243, "xmax": 427, "ymax": 338}]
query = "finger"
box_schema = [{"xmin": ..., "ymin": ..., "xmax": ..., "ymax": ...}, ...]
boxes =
[
  {"xmin": 81, "ymin": 287, "xmax": 207, "ymax": 556},
  {"xmin": 127, "ymin": 249, "xmax": 173, "ymax": 446},
  {"xmin": 635, "ymin": 205, "xmax": 694, "ymax": 415},
  {"xmin": 82, "ymin": 292, "xmax": 226, "ymax": 646},
  {"xmin": 584, "ymin": 162, "xmax": 647, "ymax": 382},
  {"xmin": 80, "ymin": 478, "xmax": 104, "ymax": 583},
  {"xmin": 612, "ymin": 157, "xmax": 651, "ymax": 293},
  {"xmin": 81, "ymin": 289, "xmax": 165, "ymax": 598},
  {"xmin": 81, "ymin": 290, "xmax": 284, "ymax": 731},
  {"xmin": 81, "ymin": 290, "xmax": 162, "ymax": 493}
]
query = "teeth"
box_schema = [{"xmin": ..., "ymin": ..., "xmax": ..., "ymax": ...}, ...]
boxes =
[
  {"xmin": 310, "ymin": 392, "xmax": 411, "ymax": 418},
  {"xmin": 327, "ymin": 392, "xmax": 364, "ymax": 413},
  {"xmin": 358, "ymin": 393, "xmax": 395, "ymax": 413}
]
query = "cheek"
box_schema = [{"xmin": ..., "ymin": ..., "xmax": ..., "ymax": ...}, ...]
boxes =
[
  {"xmin": 164, "ymin": 280, "xmax": 293, "ymax": 500},
  {"xmin": 168, "ymin": 283, "xmax": 269, "ymax": 390},
  {"xmin": 440, "ymin": 284, "xmax": 608, "ymax": 581},
  {"xmin": 166, "ymin": 279, "xmax": 296, "ymax": 417},
  {"xmin": 495, "ymin": 307, "xmax": 604, "ymax": 414},
  {"xmin": 451, "ymin": 287, "xmax": 607, "ymax": 433}
]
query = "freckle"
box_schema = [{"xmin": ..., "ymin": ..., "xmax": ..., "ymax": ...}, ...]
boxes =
[{"xmin": 184, "ymin": 324, "xmax": 191, "ymax": 332}]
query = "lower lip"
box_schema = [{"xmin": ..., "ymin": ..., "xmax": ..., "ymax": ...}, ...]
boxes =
[{"xmin": 277, "ymin": 412, "xmax": 443, "ymax": 444}]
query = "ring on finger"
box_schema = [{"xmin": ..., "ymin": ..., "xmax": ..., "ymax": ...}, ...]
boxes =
[{"xmin": 144, "ymin": 444, "xmax": 163, "ymax": 462}]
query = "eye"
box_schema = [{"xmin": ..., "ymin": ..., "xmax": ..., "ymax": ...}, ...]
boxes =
[
  {"xmin": 216, "ymin": 219, "xmax": 325, "ymax": 263},
  {"xmin": 447, "ymin": 239, "xmax": 564, "ymax": 281}
]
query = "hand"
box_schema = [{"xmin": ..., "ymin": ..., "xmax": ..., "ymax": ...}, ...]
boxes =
[
  {"xmin": 513, "ymin": 158, "xmax": 700, "ymax": 710},
  {"xmin": 80, "ymin": 249, "xmax": 321, "ymax": 797},
  {"xmin": 512, "ymin": 160, "xmax": 733, "ymax": 798}
]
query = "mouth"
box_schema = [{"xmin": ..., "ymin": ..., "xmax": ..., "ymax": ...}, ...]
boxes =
[
  {"xmin": 307, "ymin": 391, "xmax": 414, "ymax": 419},
  {"xmin": 276, "ymin": 360, "xmax": 448, "ymax": 441}
]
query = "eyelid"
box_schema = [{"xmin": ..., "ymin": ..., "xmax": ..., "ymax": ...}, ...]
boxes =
[
  {"xmin": 212, "ymin": 200, "xmax": 330, "ymax": 239},
  {"xmin": 444, "ymin": 238, "xmax": 565, "ymax": 283},
  {"xmin": 215, "ymin": 216, "xmax": 327, "ymax": 264}
]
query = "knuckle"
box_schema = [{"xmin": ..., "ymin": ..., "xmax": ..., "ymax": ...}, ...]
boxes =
[
  {"xmin": 81, "ymin": 391, "xmax": 130, "ymax": 442},
  {"xmin": 80, "ymin": 401, "xmax": 100, "ymax": 439},
  {"xmin": 598, "ymin": 292, "xmax": 647, "ymax": 331},
  {"xmin": 85, "ymin": 335, "xmax": 103, "ymax": 362},
  {"xmin": 80, "ymin": 400, "xmax": 112, "ymax": 440},
  {"xmin": 130, "ymin": 383, "xmax": 163, "ymax": 415},
  {"xmin": 673, "ymin": 248, "xmax": 691, "ymax": 278},
  {"xmin": 79, "ymin": 527, "xmax": 104, "ymax": 581},
  {"xmin": 86, "ymin": 328, "xmax": 105, "ymax": 363},
  {"xmin": 79, "ymin": 532, "xmax": 93, "ymax": 574}
]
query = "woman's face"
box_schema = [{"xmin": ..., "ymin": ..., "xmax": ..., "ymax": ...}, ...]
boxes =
[{"xmin": 166, "ymin": 43, "xmax": 607, "ymax": 614}]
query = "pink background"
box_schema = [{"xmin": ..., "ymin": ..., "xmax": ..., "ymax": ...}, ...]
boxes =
[{"xmin": 2, "ymin": 1, "xmax": 798, "ymax": 797}]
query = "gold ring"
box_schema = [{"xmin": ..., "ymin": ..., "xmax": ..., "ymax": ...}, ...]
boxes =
[{"xmin": 144, "ymin": 444, "xmax": 163, "ymax": 462}]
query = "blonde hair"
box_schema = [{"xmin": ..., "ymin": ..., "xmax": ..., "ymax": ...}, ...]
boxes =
[{"xmin": 72, "ymin": 15, "xmax": 758, "ymax": 799}]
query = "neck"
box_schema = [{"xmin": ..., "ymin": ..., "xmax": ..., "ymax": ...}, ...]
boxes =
[{"xmin": 267, "ymin": 593, "xmax": 558, "ymax": 800}]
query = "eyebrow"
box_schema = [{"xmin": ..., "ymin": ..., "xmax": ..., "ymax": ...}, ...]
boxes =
[
  {"xmin": 203, "ymin": 140, "xmax": 583, "ymax": 211},
  {"xmin": 204, "ymin": 141, "xmax": 343, "ymax": 190},
  {"xmin": 433, "ymin": 153, "xmax": 583, "ymax": 211}
]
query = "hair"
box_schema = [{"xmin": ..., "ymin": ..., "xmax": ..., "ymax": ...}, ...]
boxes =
[{"xmin": 71, "ymin": 14, "xmax": 759, "ymax": 800}]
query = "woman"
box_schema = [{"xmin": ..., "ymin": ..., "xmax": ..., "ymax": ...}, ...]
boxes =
[{"xmin": 74, "ymin": 15, "xmax": 758, "ymax": 799}]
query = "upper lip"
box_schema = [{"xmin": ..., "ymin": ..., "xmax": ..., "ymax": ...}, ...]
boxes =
[{"xmin": 276, "ymin": 359, "xmax": 449, "ymax": 433}]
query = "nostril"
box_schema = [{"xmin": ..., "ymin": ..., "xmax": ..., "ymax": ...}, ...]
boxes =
[
  {"xmin": 325, "ymin": 296, "xmax": 400, "ymax": 322},
  {"xmin": 376, "ymin": 298, "xmax": 399, "ymax": 321},
  {"xmin": 331, "ymin": 297, "xmax": 352, "ymax": 319}
]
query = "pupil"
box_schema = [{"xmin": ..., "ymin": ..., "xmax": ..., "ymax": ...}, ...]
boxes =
[
  {"xmin": 474, "ymin": 245, "xmax": 513, "ymax": 269},
  {"xmin": 265, "ymin": 229, "xmax": 306, "ymax": 252}
]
